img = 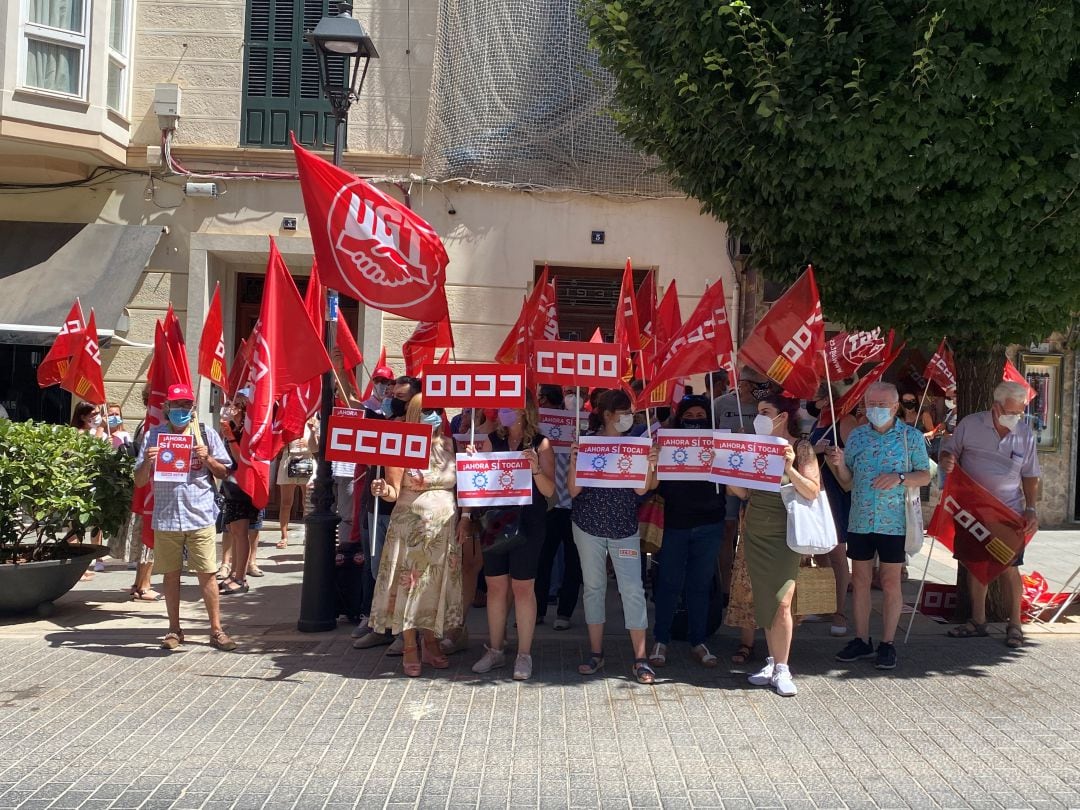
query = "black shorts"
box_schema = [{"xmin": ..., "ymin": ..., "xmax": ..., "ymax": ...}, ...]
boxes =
[
  {"xmin": 846, "ymin": 532, "xmax": 906, "ymax": 565},
  {"xmin": 482, "ymin": 505, "xmax": 544, "ymax": 581},
  {"xmin": 222, "ymin": 492, "xmax": 260, "ymax": 526}
]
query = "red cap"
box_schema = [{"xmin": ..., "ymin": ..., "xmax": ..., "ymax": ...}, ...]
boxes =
[
  {"xmin": 166, "ymin": 383, "xmax": 195, "ymax": 401},
  {"xmin": 374, "ymin": 365, "xmax": 395, "ymax": 381}
]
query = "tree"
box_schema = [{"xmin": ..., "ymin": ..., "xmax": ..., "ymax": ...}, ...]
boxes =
[{"xmin": 585, "ymin": 1, "xmax": 1080, "ymax": 407}]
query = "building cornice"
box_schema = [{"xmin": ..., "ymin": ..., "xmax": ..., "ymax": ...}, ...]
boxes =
[{"xmin": 127, "ymin": 143, "xmax": 423, "ymax": 177}]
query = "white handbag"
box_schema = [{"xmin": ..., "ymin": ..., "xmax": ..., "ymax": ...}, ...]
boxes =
[
  {"xmin": 902, "ymin": 430, "xmax": 925, "ymax": 555},
  {"xmin": 780, "ymin": 484, "xmax": 839, "ymax": 555}
]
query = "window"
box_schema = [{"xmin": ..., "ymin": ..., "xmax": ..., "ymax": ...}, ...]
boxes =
[
  {"xmin": 21, "ymin": 0, "xmax": 90, "ymax": 98},
  {"xmin": 107, "ymin": 0, "xmax": 131, "ymax": 113},
  {"xmin": 242, "ymin": 0, "xmax": 345, "ymax": 148}
]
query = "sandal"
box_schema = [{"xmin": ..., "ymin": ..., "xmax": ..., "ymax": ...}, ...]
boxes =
[
  {"xmin": 275, "ymin": 538, "xmax": 288, "ymax": 550},
  {"xmin": 219, "ymin": 577, "xmax": 249, "ymax": 595},
  {"xmin": 691, "ymin": 644, "xmax": 718, "ymax": 668},
  {"xmin": 731, "ymin": 643, "xmax": 755, "ymax": 664},
  {"xmin": 1005, "ymin": 623, "xmax": 1025, "ymax": 649},
  {"xmin": 578, "ymin": 651, "xmax": 605, "ymax": 676},
  {"xmin": 648, "ymin": 642, "xmax": 667, "ymax": 667},
  {"xmin": 947, "ymin": 621, "xmax": 989, "ymax": 638},
  {"xmin": 160, "ymin": 630, "xmax": 184, "ymax": 650},
  {"xmin": 421, "ymin": 636, "xmax": 449, "ymax": 669},
  {"xmin": 402, "ymin": 645, "xmax": 422, "ymax": 677},
  {"xmin": 246, "ymin": 564, "xmax": 265, "ymax": 577},
  {"xmin": 210, "ymin": 630, "xmax": 237, "ymax": 651},
  {"xmin": 215, "ymin": 564, "xmax": 232, "ymax": 581},
  {"xmin": 632, "ymin": 659, "xmax": 656, "ymax": 685},
  {"xmin": 132, "ymin": 588, "xmax": 163, "ymax": 602}
]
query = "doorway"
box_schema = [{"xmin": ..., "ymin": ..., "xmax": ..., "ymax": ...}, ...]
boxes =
[{"xmin": 540, "ymin": 264, "xmax": 652, "ymax": 341}]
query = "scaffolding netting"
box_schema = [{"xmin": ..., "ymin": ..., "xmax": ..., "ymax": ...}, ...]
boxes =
[{"xmin": 423, "ymin": 0, "xmax": 674, "ymax": 197}]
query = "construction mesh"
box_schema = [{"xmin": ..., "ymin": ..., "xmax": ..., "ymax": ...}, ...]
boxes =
[{"xmin": 423, "ymin": 0, "xmax": 674, "ymax": 197}]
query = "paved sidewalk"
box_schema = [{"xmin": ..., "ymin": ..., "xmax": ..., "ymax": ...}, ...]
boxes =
[{"xmin": 1, "ymin": 529, "xmax": 1079, "ymax": 809}]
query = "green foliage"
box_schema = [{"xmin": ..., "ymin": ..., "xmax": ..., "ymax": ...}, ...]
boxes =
[
  {"xmin": 0, "ymin": 420, "xmax": 133, "ymax": 556},
  {"xmin": 585, "ymin": 0, "xmax": 1080, "ymax": 347}
]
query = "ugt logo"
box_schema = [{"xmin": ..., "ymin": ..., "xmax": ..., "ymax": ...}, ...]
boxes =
[
  {"xmin": 943, "ymin": 495, "xmax": 1016, "ymax": 565},
  {"xmin": 768, "ymin": 302, "xmax": 823, "ymax": 384}
]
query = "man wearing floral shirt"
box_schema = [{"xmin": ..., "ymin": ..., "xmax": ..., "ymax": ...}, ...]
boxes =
[{"xmin": 826, "ymin": 382, "xmax": 931, "ymax": 670}]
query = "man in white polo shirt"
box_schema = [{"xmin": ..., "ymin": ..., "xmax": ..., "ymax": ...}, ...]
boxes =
[{"xmin": 939, "ymin": 380, "xmax": 1040, "ymax": 648}]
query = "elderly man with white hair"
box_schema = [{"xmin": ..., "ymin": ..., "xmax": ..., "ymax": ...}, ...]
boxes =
[
  {"xmin": 938, "ymin": 380, "xmax": 1040, "ymax": 648},
  {"xmin": 826, "ymin": 381, "xmax": 932, "ymax": 670}
]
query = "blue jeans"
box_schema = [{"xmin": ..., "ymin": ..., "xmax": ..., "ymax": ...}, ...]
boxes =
[
  {"xmin": 652, "ymin": 522, "xmax": 724, "ymax": 646},
  {"xmin": 572, "ymin": 523, "xmax": 648, "ymax": 630}
]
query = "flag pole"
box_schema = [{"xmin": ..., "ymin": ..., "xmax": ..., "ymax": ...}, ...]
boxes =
[
  {"xmin": 576, "ymin": 386, "xmax": 581, "ymax": 440},
  {"xmin": 821, "ymin": 350, "xmax": 839, "ymax": 448},
  {"xmin": 708, "ymin": 370, "xmax": 720, "ymax": 494},
  {"xmin": 904, "ymin": 536, "xmax": 938, "ymax": 643}
]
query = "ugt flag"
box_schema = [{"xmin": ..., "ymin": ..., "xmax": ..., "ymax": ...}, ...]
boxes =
[
  {"xmin": 293, "ymin": 136, "xmax": 449, "ymax": 323},
  {"xmin": 923, "ymin": 338, "xmax": 956, "ymax": 394},
  {"xmin": 927, "ymin": 465, "xmax": 1032, "ymax": 586},
  {"xmin": 817, "ymin": 328, "xmax": 889, "ymax": 381},
  {"xmin": 738, "ymin": 265, "xmax": 824, "ymax": 400}
]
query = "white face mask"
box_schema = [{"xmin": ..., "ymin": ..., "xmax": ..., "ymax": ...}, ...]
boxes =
[
  {"xmin": 564, "ymin": 395, "xmax": 577, "ymax": 412},
  {"xmin": 90, "ymin": 415, "xmax": 103, "ymax": 428},
  {"xmin": 615, "ymin": 414, "xmax": 635, "ymax": 433},
  {"xmin": 997, "ymin": 412, "xmax": 1023, "ymax": 431},
  {"xmin": 753, "ymin": 414, "xmax": 776, "ymax": 435}
]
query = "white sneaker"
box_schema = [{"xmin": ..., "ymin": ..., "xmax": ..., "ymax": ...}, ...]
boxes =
[
  {"xmin": 93, "ymin": 559, "xmax": 106, "ymax": 572},
  {"xmin": 387, "ymin": 635, "xmax": 405, "ymax": 656},
  {"xmin": 747, "ymin": 656, "xmax": 776, "ymax": 686},
  {"xmin": 512, "ymin": 653, "xmax": 533, "ymax": 680},
  {"xmin": 771, "ymin": 663, "xmax": 797, "ymax": 697},
  {"xmin": 471, "ymin": 645, "xmax": 506, "ymax": 674},
  {"xmin": 553, "ymin": 617, "xmax": 571, "ymax": 631},
  {"xmin": 350, "ymin": 617, "xmax": 371, "ymax": 638}
]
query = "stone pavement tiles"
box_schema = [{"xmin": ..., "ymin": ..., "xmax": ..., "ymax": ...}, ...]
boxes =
[{"xmin": 0, "ymin": 628, "xmax": 1079, "ymax": 809}]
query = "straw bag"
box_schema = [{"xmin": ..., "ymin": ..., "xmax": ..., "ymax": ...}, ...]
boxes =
[
  {"xmin": 793, "ymin": 558, "xmax": 836, "ymax": 616},
  {"xmin": 638, "ymin": 494, "xmax": 665, "ymax": 554}
]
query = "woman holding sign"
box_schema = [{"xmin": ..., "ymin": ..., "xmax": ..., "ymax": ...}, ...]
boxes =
[
  {"xmin": 726, "ymin": 394, "xmax": 820, "ymax": 697},
  {"xmin": 569, "ymin": 389, "xmax": 660, "ymax": 685},
  {"xmin": 469, "ymin": 391, "xmax": 556, "ymax": 682},
  {"xmin": 368, "ymin": 395, "xmax": 463, "ymax": 677}
]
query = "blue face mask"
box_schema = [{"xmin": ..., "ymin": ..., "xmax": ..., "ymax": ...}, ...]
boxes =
[
  {"xmin": 866, "ymin": 407, "xmax": 893, "ymax": 428},
  {"xmin": 168, "ymin": 408, "xmax": 193, "ymax": 428},
  {"xmin": 107, "ymin": 415, "xmax": 122, "ymax": 429},
  {"xmin": 421, "ymin": 410, "xmax": 442, "ymax": 427}
]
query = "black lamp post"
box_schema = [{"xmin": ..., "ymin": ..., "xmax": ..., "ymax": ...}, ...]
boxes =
[{"xmin": 297, "ymin": 1, "xmax": 379, "ymax": 633}]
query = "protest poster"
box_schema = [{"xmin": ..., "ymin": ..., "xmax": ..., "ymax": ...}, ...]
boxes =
[
  {"xmin": 455, "ymin": 452, "xmax": 534, "ymax": 506},
  {"xmin": 656, "ymin": 429, "xmax": 726, "ymax": 481},
  {"xmin": 709, "ymin": 433, "xmax": 789, "ymax": 492},
  {"xmin": 154, "ymin": 433, "xmax": 194, "ymax": 482},
  {"xmin": 423, "ymin": 363, "xmax": 526, "ymax": 408},
  {"xmin": 573, "ymin": 435, "xmax": 652, "ymax": 489},
  {"xmin": 533, "ymin": 340, "xmax": 623, "ymax": 388},
  {"xmin": 326, "ymin": 407, "xmax": 432, "ymax": 468},
  {"xmin": 538, "ymin": 408, "xmax": 587, "ymax": 453}
]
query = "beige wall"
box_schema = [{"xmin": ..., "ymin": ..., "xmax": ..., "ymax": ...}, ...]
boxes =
[{"xmin": 131, "ymin": 0, "xmax": 436, "ymax": 155}]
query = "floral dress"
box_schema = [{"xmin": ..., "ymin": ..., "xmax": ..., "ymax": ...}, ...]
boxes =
[{"xmin": 368, "ymin": 439, "xmax": 463, "ymax": 636}]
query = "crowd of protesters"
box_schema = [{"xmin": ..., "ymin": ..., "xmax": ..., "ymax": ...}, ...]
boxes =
[{"xmin": 68, "ymin": 355, "xmax": 1040, "ymax": 698}]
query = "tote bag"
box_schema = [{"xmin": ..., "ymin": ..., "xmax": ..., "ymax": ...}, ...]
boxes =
[
  {"xmin": 780, "ymin": 484, "xmax": 838, "ymax": 555},
  {"xmin": 902, "ymin": 430, "xmax": 925, "ymax": 556}
]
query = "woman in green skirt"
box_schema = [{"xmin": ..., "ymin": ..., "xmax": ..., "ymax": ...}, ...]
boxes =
[{"xmin": 727, "ymin": 393, "xmax": 820, "ymax": 697}]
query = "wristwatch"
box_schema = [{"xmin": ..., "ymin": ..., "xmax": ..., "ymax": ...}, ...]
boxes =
[{"xmin": 898, "ymin": 473, "xmax": 906, "ymax": 484}]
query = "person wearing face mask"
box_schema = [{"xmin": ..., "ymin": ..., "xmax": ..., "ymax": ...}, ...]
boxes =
[
  {"xmin": 826, "ymin": 382, "xmax": 931, "ymax": 670},
  {"xmin": 367, "ymin": 395, "xmax": 463, "ymax": 677},
  {"xmin": 105, "ymin": 402, "xmax": 132, "ymax": 450},
  {"xmin": 71, "ymin": 401, "xmax": 108, "ymax": 440},
  {"xmin": 469, "ymin": 391, "xmax": 556, "ymax": 681},
  {"xmin": 569, "ymin": 389, "xmax": 661, "ymax": 685},
  {"xmin": 939, "ymin": 381, "xmax": 1040, "ymax": 648},
  {"xmin": 217, "ymin": 390, "xmax": 263, "ymax": 594},
  {"xmin": 649, "ymin": 396, "xmax": 727, "ymax": 669},
  {"xmin": 133, "ymin": 383, "xmax": 237, "ymax": 651},
  {"xmin": 726, "ymin": 394, "xmax": 820, "ymax": 697}
]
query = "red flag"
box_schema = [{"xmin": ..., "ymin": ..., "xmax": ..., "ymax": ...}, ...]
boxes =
[
  {"xmin": 589, "ymin": 328, "xmax": 604, "ymax": 343},
  {"xmin": 227, "ymin": 338, "xmax": 253, "ymax": 399},
  {"xmin": 362, "ymin": 345, "xmax": 388, "ymax": 400},
  {"xmin": 923, "ymin": 338, "xmax": 956, "ymax": 394},
  {"xmin": 235, "ymin": 238, "xmax": 334, "ymax": 507},
  {"xmin": 163, "ymin": 305, "xmax": 192, "ymax": 389},
  {"xmin": 529, "ymin": 270, "xmax": 559, "ymax": 345},
  {"xmin": 60, "ymin": 310, "xmax": 106, "ymax": 406},
  {"xmin": 928, "ymin": 465, "xmax": 1031, "ymax": 586},
  {"xmin": 280, "ymin": 262, "xmax": 327, "ymax": 437},
  {"xmin": 132, "ymin": 320, "xmax": 175, "ymax": 547},
  {"xmin": 37, "ymin": 300, "xmax": 86, "ymax": 387},
  {"xmin": 738, "ymin": 265, "xmax": 824, "ymax": 399},
  {"xmin": 819, "ymin": 337, "xmax": 905, "ymax": 428},
  {"xmin": 403, "ymin": 317, "xmax": 454, "ymax": 376},
  {"xmin": 635, "ymin": 270, "xmax": 658, "ymax": 381},
  {"xmin": 496, "ymin": 267, "xmax": 551, "ymax": 364},
  {"xmin": 653, "ymin": 281, "xmax": 683, "ymax": 355},
  {"xmin": 336, "ymin": 316, "xmax": 364, "ymax": 372},
  {"xmin": 1003, "ymin": 359, "xmax": 1036, "ymax": 404},
  {"xmin": 816, "ymin": 328, "xmax": 889, "ymax": 381},
  {"xmin": 614, "ymin": 259, "xmax": 641, "ymax": 381},
  {"xmin": 198, "ymin": 283, "xmax": 228, "ymax": 388},
  {"xmin": 636, "ymin": 281, "xmax": 734, "ymax": 408},
  {"xmin": 292, "ymin": 136, "xmax": 449, "ymax": 322}
]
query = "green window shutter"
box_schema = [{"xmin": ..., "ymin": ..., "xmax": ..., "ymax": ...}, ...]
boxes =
[{"xmin": 241, "ymin": 0, "xmax": 344, "ymax": 149}]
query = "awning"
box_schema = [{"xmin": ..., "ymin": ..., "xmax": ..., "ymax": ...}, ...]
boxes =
[{"xmin": 0, "ymin": 221, "xmax": 164, "ymax": 345}]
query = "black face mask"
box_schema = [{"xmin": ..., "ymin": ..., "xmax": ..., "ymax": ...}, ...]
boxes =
[
  {"xmin": 390, "ymin": 398, "xmax": 408, "ymax": 418},
  {"xmin": 752, "ymin": 382, "xmax": 772, "ymax": 400},
  {"xmin": 805, "ymin": 401, "xmax": 821, "ymax": 418},
  {"xmin": 901, "ymin": 401, "xmax": 917, "ymax": 411},
  {"xmin": 681, "ymin": 419, "xmax": 708, "ymax": 430}
]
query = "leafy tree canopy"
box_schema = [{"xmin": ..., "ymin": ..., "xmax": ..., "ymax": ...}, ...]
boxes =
[{"xmin": 585, "ymin": 0, "xmax": 1080, "ymax": 350}]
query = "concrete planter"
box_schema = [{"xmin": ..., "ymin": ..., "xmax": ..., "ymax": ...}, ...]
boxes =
[{"xmin": 0, "ymin": 544, "xmax": 107, "ymax": 617}]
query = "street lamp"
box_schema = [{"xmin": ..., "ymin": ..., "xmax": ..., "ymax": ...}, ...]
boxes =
[{"xmin": 297, "ymin": 1, "xmax": 378, "ymax": 633}]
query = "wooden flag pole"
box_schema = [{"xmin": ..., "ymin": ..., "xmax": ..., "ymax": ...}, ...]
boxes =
[{"xmin": 821, "ymin": 350, "xmax": 840, "ymax": 448}]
